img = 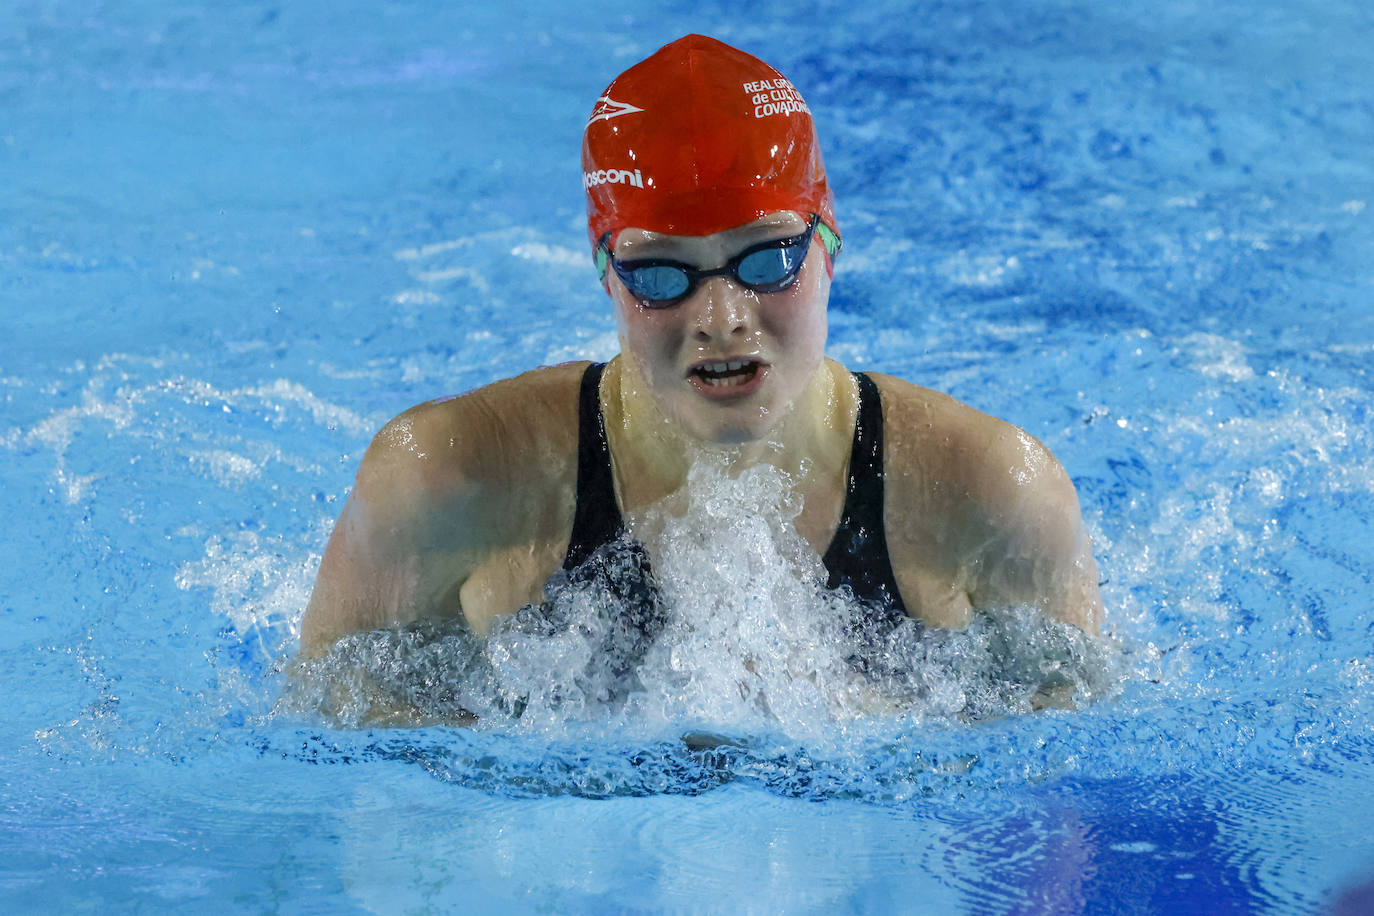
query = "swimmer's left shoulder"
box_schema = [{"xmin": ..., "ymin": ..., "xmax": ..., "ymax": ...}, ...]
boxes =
[
  {"xmin": 864, "ymin": 372, "xmax": 1074, "ymax": 507},
  {"xmin": 861, "ymin": 372, "xmax": 1015, "ymax": 449},
  {"xmin": 865, "ymin": 373, "xmax": 1101, "ymax": 632}
]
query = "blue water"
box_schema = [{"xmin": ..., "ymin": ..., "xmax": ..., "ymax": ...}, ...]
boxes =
[{"xmin": 3, "ymin": 0, "xmax": 1373, "ymax": 912}]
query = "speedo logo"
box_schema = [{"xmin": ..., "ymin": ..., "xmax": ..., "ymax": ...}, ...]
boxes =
[
  {"xmin": 588, "ymin": 95, "xmax": 644, "ymax": 125},
  {"xmin": 583, "ymin": 168, "xmax": 644, "ymax": 190}
]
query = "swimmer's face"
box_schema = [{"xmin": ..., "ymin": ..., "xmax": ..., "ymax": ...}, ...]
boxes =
[{"xmin": 607, "ymin": 211, "xmax": 831, "ymax": 444}]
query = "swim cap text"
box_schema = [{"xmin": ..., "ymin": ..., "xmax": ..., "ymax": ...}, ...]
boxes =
[
  {"xmin": 583, "ymin": 168, "xmax": 644, "ymax": 189},
  {"xmin": 741, "ymin": 78, "xmax": 810, "ymax": 119}
]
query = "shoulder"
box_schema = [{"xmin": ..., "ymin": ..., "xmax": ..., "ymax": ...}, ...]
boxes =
[
  {"xmin": 354, "ymin": 361, "xmax": 588, "ymax": 518},
  {"xmin": 865, "ymin": 372, "xmax": 1101, "ymax": 630},
  {"xmin": 863, "ymin": 371, "xmax": 1072, "ymax": 512}
]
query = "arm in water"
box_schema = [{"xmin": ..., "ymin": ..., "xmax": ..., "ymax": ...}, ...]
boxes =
[
  {"xmin": 300, "ymin": 365, "xmax": 581, "ymax": 657},
  {"xmin": 875, "ymin": 372, "xmax": 1104, "ymax": 634},
  {"xmin": 966, "ymin": 426, "xmax": 1104, "ymax": 634}
]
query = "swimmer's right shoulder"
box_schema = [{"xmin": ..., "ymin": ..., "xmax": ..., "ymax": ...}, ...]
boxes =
[{"xmin": 355, "ymin": 362, "xmax": 589, "ymax": 501}]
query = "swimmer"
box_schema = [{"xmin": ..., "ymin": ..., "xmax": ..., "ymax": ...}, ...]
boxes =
[{"xmin": 300, "ymin": 34, "xmax": 1103, "ymax": 663}]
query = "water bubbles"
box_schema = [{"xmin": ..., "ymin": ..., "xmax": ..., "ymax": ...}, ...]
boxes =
[{"xmin": 281, "ymin": 459, "xmax": 1123, "ymax": 748}]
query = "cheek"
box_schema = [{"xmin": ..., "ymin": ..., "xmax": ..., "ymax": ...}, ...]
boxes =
[
  {"xmin": 765, "ymin": 263, "xmax": 830, "ymax": 359},
  {"xmin": 802, "ymin": 306, "xmax": 829, "ymax": 357},
  {"xmin": 613, "ymin": 291, "xmax": 680, "ymax": 379}
]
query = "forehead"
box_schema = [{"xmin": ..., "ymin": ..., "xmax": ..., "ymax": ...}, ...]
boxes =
[{"xmin": 612, "ymin": 211, "xmax": 809, "ymax": 258}]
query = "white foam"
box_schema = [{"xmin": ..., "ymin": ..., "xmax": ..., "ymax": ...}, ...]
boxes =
[
  {"xmin": 509, "ymin": 242, "xmax": 587, "ymax": 269},
  {"xmin": 941, "ymin": 251, "xmax": 1022, "ymax": 288},
  {"xmin": 414, "ymin": 266, "xmax": 490, "ymax": 289},
  {"xmin": 176, "ymin": 530, "xmax": 317, "ymax": 648},
  {"xmin": 395, "ymin": 238, "xmax": 472, "ymax": 261},
  {"xmin": 9, "ymin": 360, "xmax": 370, "ymax": 516},
  {"xmin": 392, "ymin": 288, "xmax": 442, "ymax": 305},
  {"xmin": 283, "ymin": 459, "xmax": 1121, "ymax": 736},
  {"xmin": 189, "ymin": 448, "xmax": 263, "ymax": 485},
  {"xmin": 1179, "ymin": 332, "xmax": 1256, "ymax": 381}
]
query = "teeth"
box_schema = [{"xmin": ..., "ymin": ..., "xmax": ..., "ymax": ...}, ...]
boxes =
[
  {"xmin": 695, "ymin": 359, "xmax": 756, "ymax": 387},
  {"xmin": 701, "ymin": 359, "xmax": 749, "ymax": 373}
]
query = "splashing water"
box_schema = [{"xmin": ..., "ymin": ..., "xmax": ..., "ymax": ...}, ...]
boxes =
[{"xmin": 280, "ymin": 460, "xmax": 1124, "ymax": 741}]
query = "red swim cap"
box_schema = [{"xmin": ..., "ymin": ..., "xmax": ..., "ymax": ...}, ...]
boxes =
[{"xmin": 582, "ymin": 34, "xmax": 838, "ymax": 249}]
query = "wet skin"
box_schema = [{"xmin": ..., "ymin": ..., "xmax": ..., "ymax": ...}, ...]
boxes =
[
  {"xmin": 300, "ymin": 213, "xmax": 1103, "ymax": 656},
  {"xmin": 608, "ymin": 211, "xmax": 831, "ymax": 447}
]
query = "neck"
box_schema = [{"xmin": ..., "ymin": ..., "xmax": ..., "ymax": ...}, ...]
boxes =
[{"xmin": 600, "ymin": 355, "xmax": 857, "ymax": 516}]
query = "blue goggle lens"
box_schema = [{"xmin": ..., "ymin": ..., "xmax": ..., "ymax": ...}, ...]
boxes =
[
  {"xmin": 605, "ymin": 214, "xmax": 821, "ymax": 308},
  {"xmin": 737, "ymin": 243, "xmax": 805, "ymax": 286},
  {"xmin": 627, "ymin": 264, "xmax": 692, "ymax": 301}
]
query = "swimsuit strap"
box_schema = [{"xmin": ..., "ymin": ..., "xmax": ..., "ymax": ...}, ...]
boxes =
[
  {"xmin": 822, "ymin": 372, "xmax": 907, "ymax": 615},
  {"xmin": 564, "ymin": 362, "xmax": 623, "ymax": 571},
  {"xmin": 564, "ymin": 363, "xmax": 905, "ymax": 615},
  {"xmin": 557, "ymin": 362, "xmax": 665, "ymax": 656}
]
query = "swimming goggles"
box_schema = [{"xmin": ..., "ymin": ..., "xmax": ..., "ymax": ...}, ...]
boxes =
[{"xmin": 596, "ymin": 214, "xmax": 841, "ymax": 308}]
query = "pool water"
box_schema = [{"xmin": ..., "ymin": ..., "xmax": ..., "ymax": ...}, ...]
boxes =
[{"xmin": 3, "ymin": 0, "xmax": 1373, "ymax": 912}]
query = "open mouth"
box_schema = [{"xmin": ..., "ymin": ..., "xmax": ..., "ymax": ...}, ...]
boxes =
[{"xmin": 690, "ymin": 359, "xmax": 763, "ymax": 389}]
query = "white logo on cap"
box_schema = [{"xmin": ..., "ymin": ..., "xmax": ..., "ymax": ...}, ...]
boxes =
[
  {"xmin": 583, "ymin": 168, "xmax": 644, "ymax": 190},
  {"xmin": 588, "ymin": 95, "xmax": 644, "ymax": 125}
]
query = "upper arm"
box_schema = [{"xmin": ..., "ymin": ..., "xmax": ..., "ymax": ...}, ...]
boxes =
[
  {"xmin": 965, "ymin": 427, "xmax": 1104, "ymax": 633},
  {"xmin": 869, "ymin": 375, "xmax": 1101, "ymax": 633},
  {"xmin": 299, "ymin": 406, "xmax": 485, "ymax": 656},
  {"xmin": 298, "ymin": 363, "xmax": 586, "ymax": 656}
]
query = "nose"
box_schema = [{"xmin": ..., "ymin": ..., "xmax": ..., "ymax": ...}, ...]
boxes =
[{"xmin": 688, "ymin": 276, "xmax": 755, "ymax": 342}]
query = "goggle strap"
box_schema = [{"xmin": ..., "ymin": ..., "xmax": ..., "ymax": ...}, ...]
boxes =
[
  {"xmin": 816, "ymin": 220, "xmax": 842, "ymax": 260},
  {"xmin": 594, "ymin": 234, "xmax": 612, "ymax": 283}
]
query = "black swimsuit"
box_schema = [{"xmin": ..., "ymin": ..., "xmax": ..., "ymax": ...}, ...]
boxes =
[{"xmin": 563, "ymin": 362, "xmax": 908, "ymax": 621}]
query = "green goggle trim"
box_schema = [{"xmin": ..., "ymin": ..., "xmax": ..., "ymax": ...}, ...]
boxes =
[
  {"xmin": 816, "ymin": 219, "xmax": 842, "ymax": 260},
  {"xmin": 595, "ymin": 242, "xmax": 611, "ymax": 283}
]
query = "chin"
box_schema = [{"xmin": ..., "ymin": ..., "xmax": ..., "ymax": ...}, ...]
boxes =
[
  {"xmin": 698, "ymin": 426, "xmax": 764, "ymax": 447},
  {"xmin": 678, "ymin": 404, "xmax": 779, "ymax": 447}
]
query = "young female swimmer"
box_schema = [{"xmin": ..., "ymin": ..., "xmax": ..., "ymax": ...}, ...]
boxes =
[{"xmin": 300, "ymin": 34, "xmax": 1103, "ymax": 659}]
